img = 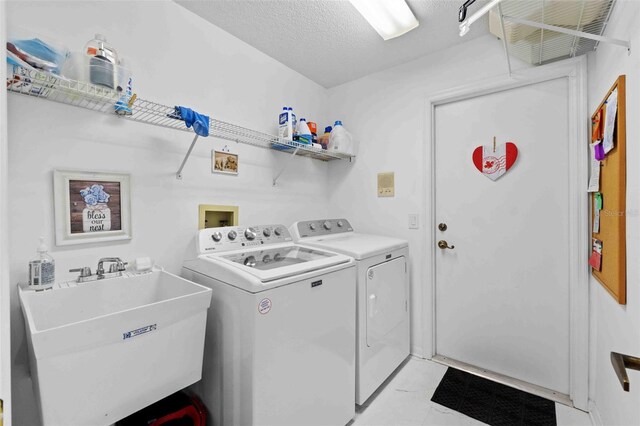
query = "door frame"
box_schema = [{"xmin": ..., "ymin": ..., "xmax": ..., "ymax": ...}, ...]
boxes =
[
  {"xmin": 422, "ymin": 57, "xmax": 589, "ymax": 410},
  {"xmin": 0, "ymin": 0, "xmax": 12, "ymax": 423}
]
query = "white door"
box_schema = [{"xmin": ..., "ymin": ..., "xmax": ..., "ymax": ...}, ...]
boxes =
[{"xmin": 434, "ymin": 78, "xmax": 571, "ymax": 396}]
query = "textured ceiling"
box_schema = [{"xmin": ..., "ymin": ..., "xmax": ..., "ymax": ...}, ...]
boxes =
[{"xmin": 176, "ymin": 0, "xmax": 491, "ymax": 88}]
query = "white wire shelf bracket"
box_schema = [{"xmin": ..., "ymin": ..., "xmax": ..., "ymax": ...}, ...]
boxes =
[
  {"xmin": 497, "ymin": 2, "xmax": 513, "ymax": 76},
  {"xmin": 458, "ymin": 0, "xmax": 629, "ymax": 70},
  {"xmin": 459, "ymin": 0, "xmax": 504, "ymax": 36},
  {"xmin": 7, "ymin": 65, "xmax": 354, "ymax": 182}
]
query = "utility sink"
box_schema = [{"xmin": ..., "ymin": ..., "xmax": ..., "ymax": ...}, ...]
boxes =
[{"xmin": 19, "ymin": 269, "xmax": 212, "ymax": 426}]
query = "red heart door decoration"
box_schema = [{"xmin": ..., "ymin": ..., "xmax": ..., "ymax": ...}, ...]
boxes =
[{"xmin": 472, "ymin": 142, "xmax": 518, "ymax": 181}]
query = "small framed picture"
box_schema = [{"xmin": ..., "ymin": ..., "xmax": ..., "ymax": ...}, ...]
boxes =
[
  {"xmin": 53, "ymin": 170, "xmax": 132, "ymax": 246},
  {"xmin": 212, "ymin": 150, "xmax": 239, "ymax": 175}
]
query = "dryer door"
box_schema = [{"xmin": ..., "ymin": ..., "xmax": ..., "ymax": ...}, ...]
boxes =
[{"xmin": 366, "ymin": 257, "xmax": 407, "ymax": 347}]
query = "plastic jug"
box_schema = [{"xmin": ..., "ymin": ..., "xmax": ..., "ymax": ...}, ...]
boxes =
[
  {"xmin": 296, "ymin": 118, "xmax": 313, "ymax": 145},
  {"xmin": 328, "ymin": 121, "xmax": 356, "ymax": 155}
]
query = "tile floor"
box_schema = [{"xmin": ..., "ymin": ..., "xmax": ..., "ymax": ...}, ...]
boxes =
[{"xmin": 349, "ymin": 357, "xmax": 592, "ymax": 426}]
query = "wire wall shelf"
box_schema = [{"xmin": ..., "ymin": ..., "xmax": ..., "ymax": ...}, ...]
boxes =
[
  {"xmin": 7, "ymin": 65, "xmax": 353, "ymax": 182},
  {"xmin": 494, "ymin": 0, "xmax": 619, "ymax": 66},
  {"xmin": 459, "ymin": 0, "xmax": 628, "ymax": 75}
]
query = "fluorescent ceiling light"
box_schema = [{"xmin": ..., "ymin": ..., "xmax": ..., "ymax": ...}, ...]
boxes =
[{"xmin": 349, "ymin": 0, "xmax": 419, "ymax": 41}]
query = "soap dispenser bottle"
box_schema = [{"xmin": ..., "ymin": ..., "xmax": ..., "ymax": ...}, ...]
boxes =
[{"xmin": 28, "ymin": 237, "xmax": 55, "ymax": 289}]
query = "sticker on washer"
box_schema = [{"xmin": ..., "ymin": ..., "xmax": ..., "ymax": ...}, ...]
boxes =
[{"xmin": 258, "ymin": 298, "xmax": 272, "ymax": 314}]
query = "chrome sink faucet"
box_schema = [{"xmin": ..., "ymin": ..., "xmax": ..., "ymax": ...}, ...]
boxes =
[
  {"xmin": 96, "ymin": 257, "xmax": 127, "ymax": 276},
  {"xmin": 70, "ymin": 257, "xmax": 127, "ymax": 283}
]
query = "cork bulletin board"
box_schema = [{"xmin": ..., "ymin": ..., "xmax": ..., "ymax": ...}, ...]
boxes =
[{"xmin": 591, "ymin": 75, "xmax": 626, "ymax": 304}]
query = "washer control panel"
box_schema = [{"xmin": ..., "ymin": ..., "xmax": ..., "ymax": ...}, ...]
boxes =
[
  {"xmin": 294, "ymin": 218, "xmax": 353, "ymax": 238},
  {"xmin": 199, "ymin": 224, "xmax": 291, "ymax": 253}
]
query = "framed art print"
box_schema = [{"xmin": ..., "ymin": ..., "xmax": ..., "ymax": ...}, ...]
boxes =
[
  {"xmin": 53, "ymin": 169, "xmax": 132, "ymax": 246},
  {"xmin": 212, "ymin": 150, "xmax": 239, "ymax": 175}
]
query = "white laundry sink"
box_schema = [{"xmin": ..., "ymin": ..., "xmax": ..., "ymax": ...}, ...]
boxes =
[{"xmin": 19, "ymin": 270, "xmax": 212, "ymax": 426}]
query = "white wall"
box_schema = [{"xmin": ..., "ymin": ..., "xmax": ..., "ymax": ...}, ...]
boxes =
[
  {"xmin": 326, "ymin": 34, "xmax": 510, "ymax": 355},
  {"xmin": 9, "ymin": 0, "xmax": 640, "ymax": 424},
  {"xmin": 6, "ymin": 1, "xmax": 331, "ymax": 424},
  {"xmin": 587, "ymin": 1, "xmax": 640, "ymax": 424},
  {"xmin": 1, "ymin": 0, "xmax": 12, "ymax": 423}
]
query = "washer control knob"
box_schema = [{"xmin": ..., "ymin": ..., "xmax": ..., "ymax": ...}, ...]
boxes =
[
  {"xmin": 274, "ymin": 227, "xmax": 283, "ymax": 236},
  {"xmin": 245, "ymin": 228, "xmax": 257, "ymax": 240},
  {"xmin": 323, "ymin": 221, "xmax": 332, "ymax": 230},
  {"xmin": 211, "ymin": 232, "xmax": 223, "ymax": 242},
  {"xmin": 227, "ymin": 230, "xmax": 237, "ymax": 240},
  {"xmin": 337, "ymin": 221, "xmax": 344, "ymax": 228},
  {"xmin": 263, "ymin": 228, "xmax": 272, "ymax": 237},
  {"xmin": 309, "ymin": 223, "xmax": 317, "ymax": 231}
]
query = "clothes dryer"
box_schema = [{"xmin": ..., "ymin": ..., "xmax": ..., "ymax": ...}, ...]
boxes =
[{"xmin": 290, "ymin": 219, "xmax": 410, "ymax": 405}]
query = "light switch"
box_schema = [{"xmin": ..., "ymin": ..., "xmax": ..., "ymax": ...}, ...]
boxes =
[
  {"xmin": 378, "ymin": 172, "xmax": 395, "ymax": 197},
  {"xmin": 408, "ymin": 214, "xmax": 419, "ymax": 229}
]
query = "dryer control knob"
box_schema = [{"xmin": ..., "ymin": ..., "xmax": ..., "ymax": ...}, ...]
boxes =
[
  {"xmin": 263, "ymin": 228, "xmax": 271, "ymax": 237},
  {"xmin": 337, "ymin": 221, "xmax": 344, "ymax": 228},
  {"xmin": 274, "ymin": 227, "xmax": 283, "ymax": 236},
  {"xmin": 211, "ymin": 232, "xmax": 222, "ymax": 242},
  {"xmin": 245, "ymin": 228, "xmax": 257, "ymax": 240},
  {"xmin": 227, "ymin": 230, "xmax": 237, "ymax": 240},
  {"xmin": 323, "ymin": 221, "xmax": 332, "ymax": 230},
  {"xmin": 309, "ymin": 223, "xmax": 317, "ymax": 231}
]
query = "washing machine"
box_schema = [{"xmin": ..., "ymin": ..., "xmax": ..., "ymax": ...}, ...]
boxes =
[
  {"xmin": 290, "ymin": 218, "xmax": 410, "ymax": 405},
  {"xmin": 182, "ymin": 224, "xmax": 356, "ymax": 426}
]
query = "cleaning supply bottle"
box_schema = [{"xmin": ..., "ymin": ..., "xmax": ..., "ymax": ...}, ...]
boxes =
[
  {"xmin": 28, "ymin": 237, "xmax": 55, "ymax": 288},
  {"xmin": 319, "ymin": 126, "xmax": 332, "ymax": 150},
  {"xmin": 278, "ymin": 107, "xmax": 293, "ymax": 141},
  {"xmin": 297, "ymin": 118, "xmax": 313, "ymax": 145},
  {"xmin": 328, "ymin": 120, "xmax": 355, "ymax": 154},
  {"xmin": 290, "ymin": 107, "xmax": 298, "ymax": 141},
  {"xmin": 114, "ymin": 59, "xmax": 134, "ymax": 115},
  {"xmin": 307, "ymin": 121, "xmax": 318, "ymax": 144}
]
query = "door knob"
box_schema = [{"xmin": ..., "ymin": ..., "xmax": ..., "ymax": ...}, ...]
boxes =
[{"xmin": 438, "ymin": 240, "xmax": 455, "ymax": 250}]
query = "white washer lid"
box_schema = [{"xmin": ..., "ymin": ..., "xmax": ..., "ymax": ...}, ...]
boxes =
[
  {"xmin": 183, "ymin": 243, "xmax": 354, "ymax": 292},
  {"xmin": 300, "ymin": 233, "xmax": 407, "ymax": 260}
]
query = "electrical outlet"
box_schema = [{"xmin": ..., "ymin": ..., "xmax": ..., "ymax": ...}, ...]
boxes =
[{"xmin": 408, "ymin": 214, "xmax": 419, "ymax": 229}]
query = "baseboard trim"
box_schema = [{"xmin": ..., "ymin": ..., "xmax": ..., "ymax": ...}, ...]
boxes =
[{"xmin": 588, "ymin": 400, "xmax": 603, "ymax": 426}]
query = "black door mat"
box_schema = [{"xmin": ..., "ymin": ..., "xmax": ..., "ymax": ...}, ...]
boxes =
[{"xmin": 431, "ymin": 367, "xmax": 557, "ymax": 426}]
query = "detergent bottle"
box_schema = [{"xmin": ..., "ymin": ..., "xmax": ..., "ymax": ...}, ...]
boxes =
[
  {"xmin": 296, "ymin": 118, "xmax": 313, "ymax": 145},
  {"xmin": 278, "ymin": 106, "xmax": 293, "ymax": 141},
  {"xmin": 318, "ymin": 126, "xmax": 332, "ymax": 150},
  {"xmin": 329, "ymin": 121, "xmax": 358, "ymax": 155}
]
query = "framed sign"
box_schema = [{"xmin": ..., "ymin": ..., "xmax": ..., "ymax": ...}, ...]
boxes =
[
  {"xmin": 53, "ymin": 170, "xmax": 132, "ymax": 246},
  {"xmin": 212, "ymin": 150, "xmax": 238, "ymax": 175}
]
